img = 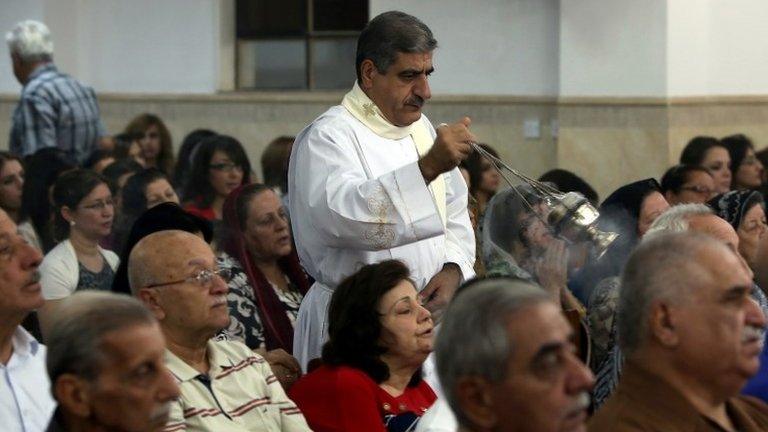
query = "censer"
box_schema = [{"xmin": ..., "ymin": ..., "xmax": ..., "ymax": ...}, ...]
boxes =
[{"xmin": 471, "ymin": 143, "xmax": 618, "ymax": 258}]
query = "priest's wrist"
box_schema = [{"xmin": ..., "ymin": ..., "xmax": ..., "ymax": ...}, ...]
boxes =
[{"xmin": 418, "ymin": 157, "xmax": 439, "ymax": 183}]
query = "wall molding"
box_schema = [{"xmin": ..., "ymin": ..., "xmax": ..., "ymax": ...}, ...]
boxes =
[{"xmin": 4, "ymin": 92, "xmax": 768, "ymax": 106}]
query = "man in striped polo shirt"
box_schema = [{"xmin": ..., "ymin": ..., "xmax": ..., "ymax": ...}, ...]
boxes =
[
  {"xmin": 129, "ymin": 230, "xmax": 311, "ymax": 432},
  {"xmin": 6, "ymin": 20, "xmax": 107, "ymax": 165}
]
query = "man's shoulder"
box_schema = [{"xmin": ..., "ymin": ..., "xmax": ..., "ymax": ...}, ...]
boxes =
[
  {"xmin": 297, "ymin": 105, "xmax": 363, "ymax": 144},
  {"xmin": 731, "ymin": 395, "xmax": 768, "ymax": 425},
  {"xmin": 210, "ymin": 338, "xmax": 266, "ymax": 363},
  {"xmin": 23, "ymin": 67, "xmax": 94, "ymax": 99}
]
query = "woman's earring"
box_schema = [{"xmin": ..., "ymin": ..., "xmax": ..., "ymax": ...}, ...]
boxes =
[{"xmin": 69, "ymin": 220, "xmax": 76, "ymax": 227}]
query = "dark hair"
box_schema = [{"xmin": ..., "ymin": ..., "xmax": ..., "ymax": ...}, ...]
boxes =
[
  {"xmin": 111, "ymin": 202, "xmax": 212, "ymax": 294},
  {"xmin": 111, "ymin": 132, "xmax": 143, "ymax": 160},
  {"xmin": 261, "ymin": 136, "xmax": 294, "ymax": 194},
  {"xmin": 102, "ymin": 158, "xmax": 143, "ymax": 195},
  {"xmin": 538, "ymin": 169, "xmax": 599, "ymax": 206},
  {"xmin": 173, "ymin": 129, "xmax": 217, "ymax": 189},
  {"xmin": 112, "ymin": 168, "xmax": 171, "ymax": 254},
  {"xmin": 721, "ymin": 134, "xmax": 756, "ymax": 187},
  {"xmin": 0, "ymin": 151, "xmax": 23, "ymax": 214},
  {"xmin": 757, "ymin": 147, "xmax": 768, "ymax": 168},
  {"xmin": 183, "ymin": 135, "xmax": 252, "ymax": 206},
  {"xmin": 659, "ymin": 164, "xmax": 713, "ymax": 194},
  {"xmin": 84, "ymin": 149, "xmax": 115, "ymax": 171},
  {"xmin": 460, "ymin": 143, "xmax": 499, "ymax": 198},
  {"xmin": 322, "ymin": 260, "xmax": 420, "ymax": 386},
  {"xmin": 51, "ymin": 169, "xmax": 109, "ymax": 241},
  {"xmin": 356, "ymin": 11, "xmax": 437, "ymax": 83},
  {"xmin": 124, "ymin": 113, "xmax": 174, "ymax": 176},
  {"xmin": 20, "ymin": 148, "xmax": 75, "ymax": 252},
  {"xmin": 680, "ymin": 136, "xmax": 727, "ymax": 166}
]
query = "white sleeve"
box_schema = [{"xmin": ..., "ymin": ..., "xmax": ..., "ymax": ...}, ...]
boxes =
[
  {"xmin": 291, "ymin": 121, "xmax": 445, "ymax": 252},
  {"xmin": 442, "ymin": 167, "xmax": 476, "ymax": 280},
  {"xmin": 40, "ymin": 250, "xmax": 77, "ymax": 300}
]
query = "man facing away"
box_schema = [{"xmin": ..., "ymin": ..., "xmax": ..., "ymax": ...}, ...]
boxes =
[
  {"xmin": 5, "ymin": 20, "xmax": 106, "ymax": 165},
  {"xmin": 589, "ymin": 232, "xmax": 768, "ymax": 431},
  {"xmin": 289, "ymin": 10, "xmax": 476, "ymax": 370},
  {"xmin": 129, "ymin": 230, "xmax": 311, "ymax": 432}
]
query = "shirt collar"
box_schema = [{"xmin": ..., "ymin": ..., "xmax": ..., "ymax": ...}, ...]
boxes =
[
  {"xmin": 12, "ymin": 326, "xmax": 41, "ymax": 358},
  {"xmin": 165, "ymin": 339, "xmax": 225, "ymax": 382},
  {"xmin": 26, "ymin": 63, "xmax": 57, "ymax": 83}
]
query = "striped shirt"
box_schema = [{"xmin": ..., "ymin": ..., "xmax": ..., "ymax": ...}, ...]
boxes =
[
  {"xmin": 9, "ymin": 63, "xmax": 105, "ymax": 165},
  {"xmin": 163, "ymin": 339, "xmax": 310, "ymax": 432}
]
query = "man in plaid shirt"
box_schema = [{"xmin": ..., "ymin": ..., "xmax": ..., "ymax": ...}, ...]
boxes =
[{"xmin": 6, "ymin": 20, "xmax": 106, "ymax": 165}]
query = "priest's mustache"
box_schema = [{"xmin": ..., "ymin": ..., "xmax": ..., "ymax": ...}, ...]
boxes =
[{"xmin": 405, "ymin": 96, "xmax": 425, "ymax": 108}]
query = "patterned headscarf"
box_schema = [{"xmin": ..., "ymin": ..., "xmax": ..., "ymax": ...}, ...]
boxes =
[{"xmin": 708, "ymin": 190, "xmax": 765, "ymax": 231}]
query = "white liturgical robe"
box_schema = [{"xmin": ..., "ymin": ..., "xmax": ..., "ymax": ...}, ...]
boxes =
[{"xmin": 288, "ymin": 104, "xmax": 475, "ymax": 369}]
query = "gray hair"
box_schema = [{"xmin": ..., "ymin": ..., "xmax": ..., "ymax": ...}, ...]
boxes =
[
  {"xmin": 5, "ymin": 20, "xmax": 53, "ymax": 62},
  {"xmin": 46, "ymin": 291, "xmax": 156, "ymax": 391},
  {"xmin": 355, "ymin": 11, "xmax": 437, "ymax": 83},
  {"xmin": 435, "ymin": 278, "xmax": 549, "ymax": 428},
  {"xmin": 644, "ymin": 203, "xmax": 713, "ymax": 238},
  {"xmin": 618, "ymin": 232, "xmax": 726, "ymax": 355}
]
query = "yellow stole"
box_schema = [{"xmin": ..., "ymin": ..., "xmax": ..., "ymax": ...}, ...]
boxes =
[{"xmin": 341, "ymin": 82, "xmax": 447, "ymax": 226}]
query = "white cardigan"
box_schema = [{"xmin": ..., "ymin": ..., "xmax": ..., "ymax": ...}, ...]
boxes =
[{"xmin": 40, "ymin": 239, "xmax": 120, "ymax": 300}]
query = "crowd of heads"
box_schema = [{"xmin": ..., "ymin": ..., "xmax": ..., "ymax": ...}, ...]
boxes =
[{"xmin": 4, "ymin": 13, "xmax": 768, "ymax": 432}]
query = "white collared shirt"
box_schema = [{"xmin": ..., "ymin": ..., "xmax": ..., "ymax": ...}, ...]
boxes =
[{"xmin": 0, "ymin": 327, "xmax": 56, "ymax": 432}]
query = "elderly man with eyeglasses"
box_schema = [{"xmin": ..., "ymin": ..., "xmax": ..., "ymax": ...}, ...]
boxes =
[{"xmin": 128, "ymin": 230, "xmax": 311, "ymax": 432}]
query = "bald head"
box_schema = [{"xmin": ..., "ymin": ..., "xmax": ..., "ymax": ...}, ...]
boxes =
[{"xmin": 128, "ymin": 230, "xmax": 211, "ymax": 296}]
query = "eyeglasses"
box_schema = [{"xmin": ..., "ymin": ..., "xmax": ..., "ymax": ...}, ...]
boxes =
[
  {"xmin": 209, "ymin": 162, "xmax": 244, "ymax": 173},
  {"xmin": 679, "ymin": 185, "xmax": 714, "ymax": 195},
  {"xmin": 144, "ymin": 268, "xmax": 232, "ymax": 289},
  {"xmin": 80, "ymin": 198, "xmax": 115, "ymax": 211}
]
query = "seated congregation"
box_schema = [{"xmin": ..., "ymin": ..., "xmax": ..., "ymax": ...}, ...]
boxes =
[{"xmin": 4, "ymin": 13, "xmax": 768, "ymax": 432}]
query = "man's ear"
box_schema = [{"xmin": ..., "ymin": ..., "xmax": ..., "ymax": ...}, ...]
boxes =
[
  {"xmin": 453, "ymin": 376, "xmax": 497, "ymax": 430},
  {"xmin": 359, "ymin": 59, "xmax": 378, "ymax": 90},
  {"xmin": 54, "ymin": 374, "xmax": 94, "ymax": 418},
  {"xmin": 649, "ymin": 301, "xmax": 680, "ymax": 348},
  {"xmin": 138, "ymin": 287, "xmax": 166, "ymax": 321}
]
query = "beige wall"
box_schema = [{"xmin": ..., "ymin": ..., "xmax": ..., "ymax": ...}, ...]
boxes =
[
  {"xmin": 0, "ymin": 94, "xmax": 558, "ymax": 186},
  {"xmin": 3, "ymin": 93, "xmax": 768, "ymax": 200}
]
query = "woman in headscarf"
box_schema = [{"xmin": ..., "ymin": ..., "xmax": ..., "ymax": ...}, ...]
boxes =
[
  {"xmin": 575, "ymin": 179, "xmax": 669, "ymax": 371},
  {"xmin": 708, "ymin": 190, "xmax": 768, "ymax": 279},
  {"xmin": 571, "ymin": 178, "xmax": 669, "ymax": 304},
  {"xmin": 217, "ymin": 183, "xmax": 310, "ymax": 387}
]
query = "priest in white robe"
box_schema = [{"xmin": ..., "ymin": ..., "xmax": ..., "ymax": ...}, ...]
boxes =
[{"xmin": 288, "ymin": 11, "xmax": 476, "ymax": 370}]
